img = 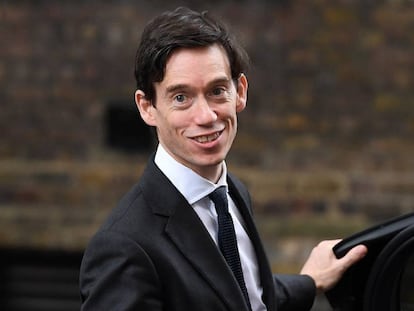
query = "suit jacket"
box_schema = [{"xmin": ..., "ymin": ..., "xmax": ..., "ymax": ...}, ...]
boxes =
[{"xmin": 79, "ymin": 157, "xmax": 315, "ymax": 311}]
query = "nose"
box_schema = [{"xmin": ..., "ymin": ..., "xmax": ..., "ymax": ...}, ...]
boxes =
[{"xmin": 193, "ymin": 97, "xmax": 217, "ymax": 125}]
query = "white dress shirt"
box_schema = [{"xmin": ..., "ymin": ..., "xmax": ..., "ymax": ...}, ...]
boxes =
[{"xmin": 154, "ymin": 144, "xmax": 267, "ymax": 311}]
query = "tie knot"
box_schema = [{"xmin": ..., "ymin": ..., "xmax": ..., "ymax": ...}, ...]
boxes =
[{"xmin": 209, "ymin": 186, "xmax": 228, "ymax": 215}]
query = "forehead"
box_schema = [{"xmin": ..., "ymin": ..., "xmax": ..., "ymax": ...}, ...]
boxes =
[{"xmin": 161, "ymin": 44, "xmax": 232, "ymax": 87}]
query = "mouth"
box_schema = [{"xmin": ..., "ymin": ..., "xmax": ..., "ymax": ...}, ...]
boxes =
[{"xmin": 192, "ymin": 131, "xmax": 222, "ymax": 143}]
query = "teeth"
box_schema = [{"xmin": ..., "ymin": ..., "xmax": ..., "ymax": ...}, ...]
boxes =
[{"xmin": 194, "ymin": 132, "xmax": 220, "ymax": 143}]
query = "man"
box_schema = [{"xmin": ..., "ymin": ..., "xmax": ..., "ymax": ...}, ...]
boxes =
[{"xmin": 79, "ymin": 7, "xmax": 367, "ymax": 311}]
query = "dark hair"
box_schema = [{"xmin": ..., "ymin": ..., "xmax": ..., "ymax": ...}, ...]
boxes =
[{"xmin": 134, "ymin": 7, "xmax": 249, "ymax": 103}]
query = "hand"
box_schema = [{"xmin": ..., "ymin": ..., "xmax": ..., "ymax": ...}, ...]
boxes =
[{"xmin": 300, "ymin": 239, "xmax": 367, "ymax": 293}]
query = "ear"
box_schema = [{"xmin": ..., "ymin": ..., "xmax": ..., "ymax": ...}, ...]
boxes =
[
  {"xmin": 236, "ymin": 73, "xmax": 248, "ymax": 113},
  {"xmin": 135, "ymin": 90, "xmax": 157, "ymax": 126}
]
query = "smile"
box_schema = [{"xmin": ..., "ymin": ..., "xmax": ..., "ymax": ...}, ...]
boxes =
[{"xmin": 193, "ymin": 131, "xmax": 222, "ymax": 143}]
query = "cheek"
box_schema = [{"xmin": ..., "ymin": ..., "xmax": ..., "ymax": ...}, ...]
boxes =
[
  {"xmin": 225, "ymin": 106, "xmax": 240, "ymax": 124},
  {"xmin": 159, "ymin": 113, "xmax": 189, "ymax": 135}
]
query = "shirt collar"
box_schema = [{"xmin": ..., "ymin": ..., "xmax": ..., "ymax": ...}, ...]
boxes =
[{"xmin": 154, "ymin": 144, "xmax": 228, "ymax": 205}]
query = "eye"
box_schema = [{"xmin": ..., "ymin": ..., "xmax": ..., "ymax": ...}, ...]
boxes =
[
  {"xmin": 174, "ymin": 94, "xmax": 187, "ymax": 103},
  {"xmin": 210, "ymin": 87, "xmax": 226, "ymax": 97}
]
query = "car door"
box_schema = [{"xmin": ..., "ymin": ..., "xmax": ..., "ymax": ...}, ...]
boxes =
[{"xmin": 326, "ymin": 212, "xmax": 414, "ymax": 311}]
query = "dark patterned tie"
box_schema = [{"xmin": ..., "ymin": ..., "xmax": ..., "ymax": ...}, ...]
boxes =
[{"xmin": 209, "ymin": 186, "xmax": 252, "ymax": 310}]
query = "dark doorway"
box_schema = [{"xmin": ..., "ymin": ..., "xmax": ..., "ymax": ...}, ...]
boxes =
[{"xmin": 0, "ymin": 248, "xmax": 82, "ymax": 311}]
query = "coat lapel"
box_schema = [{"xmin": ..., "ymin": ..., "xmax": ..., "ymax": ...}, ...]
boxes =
[
  {"xmin": 166, "ymin": 202, "xmax": 251, "ymax": 311},
  {"xmin": 140, "ymin": 159, "xmax": 250, "ymax": 311},
  {"xmin": 228, "ymin": 174, "xmax": 277, "ymax": 311}
]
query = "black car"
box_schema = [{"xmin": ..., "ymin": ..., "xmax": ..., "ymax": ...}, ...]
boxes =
[{"xmin": 326, "ymin": 212, "xmax": 414, "ymax": 311}]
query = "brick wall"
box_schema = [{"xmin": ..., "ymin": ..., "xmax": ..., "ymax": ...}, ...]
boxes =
[{"xmin": 1, "ymin": 0, "xmax": 414, "ymax": 261}]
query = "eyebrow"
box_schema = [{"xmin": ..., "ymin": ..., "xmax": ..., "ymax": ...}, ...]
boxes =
[
  {"xmin": 165, "ymin": 84, "xmax": 190, "ymax": 95},
  {"xmin": 165, "ymin": 77, "xmax": 232, "ymax": 95}
]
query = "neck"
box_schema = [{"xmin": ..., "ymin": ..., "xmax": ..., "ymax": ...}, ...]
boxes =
[{"xmin": 196, "ymin": 163, "xmax": 224, "ymax": 184}]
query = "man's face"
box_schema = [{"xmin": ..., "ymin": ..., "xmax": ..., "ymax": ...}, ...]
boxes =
[{"xmin": 136, "ymin": 44, "xmax": 248, "ymax": 181}]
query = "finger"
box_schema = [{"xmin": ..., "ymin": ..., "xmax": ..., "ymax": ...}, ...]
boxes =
[{"xmin": 338, "ymin": 244, "xmax": 367, "ymax": 270}]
